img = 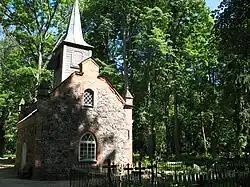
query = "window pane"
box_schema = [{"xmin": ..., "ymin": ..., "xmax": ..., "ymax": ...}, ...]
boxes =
[
  {"xmin": 84, "ymin": 89, "xmax": 93, "ymax": 107},
  {"xmin": 79, "ymin": 133, "xmax": 96, "ymax": 161}
]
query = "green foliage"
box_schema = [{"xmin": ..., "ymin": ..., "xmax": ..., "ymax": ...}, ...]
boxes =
[
  {"xmin": 0, "ymin": 0, "xmax": 74, "ymax": 82},
  {"xmin": 0, "ymin": 0, "xmax": 73, "ymax": 153},
  {"xmin": 81, "ymin": 0, "xmax": 250, "ymax": 158},
  {"xmin": 4, "ymin": 113, "xmax": 18, "ymax": 153},
  {"xmin": 0, "ymin": 0, "xmax": 249, "ymax": 158},
  {"xmin": 214, "ymin": 0, "xmax": 250, "ymax": 155},
  {"xmin": 98, "ymin": 59, "xmax": 124, "ymax": 93}
]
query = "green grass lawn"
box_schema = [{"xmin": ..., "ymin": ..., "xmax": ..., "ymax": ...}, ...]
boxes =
[{"xmin": 0, "ymin": 154, "xmax": 16, "ymax": 158}]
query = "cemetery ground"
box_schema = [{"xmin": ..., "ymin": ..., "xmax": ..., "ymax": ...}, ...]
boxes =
[
  {"xmin": 0, "ymin": 158, "xmax": 69, "ymax": 187},
  {"xmin": 1, "ymin": 156, "xmax": 250, "ymax": 187}
]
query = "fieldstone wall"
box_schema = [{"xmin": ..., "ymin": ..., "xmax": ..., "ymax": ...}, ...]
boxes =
[
  {"xmin": 15, "ymin": 112, "xmax": 37, "ymax": 176},
  {"xmin": 37, "ymin": 68, "xmax": 132, "ymax": 179}
]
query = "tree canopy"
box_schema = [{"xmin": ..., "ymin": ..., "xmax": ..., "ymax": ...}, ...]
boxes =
[{"xmin": 0, "ymin": 0, "xmax": 250, "ymax": 159}]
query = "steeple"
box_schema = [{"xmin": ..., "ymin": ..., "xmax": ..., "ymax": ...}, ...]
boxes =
[
  {"xmin": 64, "ymin": 0, "xmax": 92, "ymax": 48},
  {"xmin": 47, "ymin": 0, "xmax": 93, "ymax": 87}
]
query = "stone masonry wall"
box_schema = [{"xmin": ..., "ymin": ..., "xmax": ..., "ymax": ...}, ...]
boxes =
[
  {"xmin": 37, "ymin": 70, "xmax": 132, "ymax": 180},
  {"xmin": 16, "ymin": 112, "xmax": 37, "ymax": 175}
]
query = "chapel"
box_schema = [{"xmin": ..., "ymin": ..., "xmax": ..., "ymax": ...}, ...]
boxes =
[{"xmin": 15, "ymin": 0, "xmax": 133, "ymax": 179}]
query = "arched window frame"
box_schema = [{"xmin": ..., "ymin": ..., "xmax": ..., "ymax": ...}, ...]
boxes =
[
  {"xmin": 83, "ymin": 89, "xmax": 94, "ymax": 107},
  {"xmin": 79, "ymin": 133, "xmax": 97, "ymax": 162}
]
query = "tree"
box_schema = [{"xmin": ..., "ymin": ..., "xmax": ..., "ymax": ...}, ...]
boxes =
[
  {"xmin": 214, "ymin": 0, "xmax": 250, "ymax": 155},
  {"xmin": 0, "ymin": 0, "xmax": 75, "ymax": 154},
  {"xmin": 214, "ymin": 0, "xmax": 250, "ymax": 58},
  {"xmin": 0, "ymin": 36, "xmax": 21, "ymax": 155},
  {"xmin": 81, "ymin": 0, "xmax": 218, "ymax": 158},
  {"xmin": 0, "ymin": 0, "xmax": 74, "ymax": 83},
  {"xmin": 161, "ymin": 0, "xmax": 215, "ymax": 157},
  {"xmin": 1, "ymin": 0, "xmax": 247, "ymax": 158},
  {"xmin": 81, "ymin": 0, "xmax": 151, "ymax": 92},
  {"xmin": 131, "ymin": 6, "xmax": 171, "ymax": 158}
]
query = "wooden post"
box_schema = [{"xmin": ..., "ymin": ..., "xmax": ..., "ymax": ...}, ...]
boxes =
[
  {"xmin": 69, "ymin": 169, "xmax": 72, "ymax": 187},
  {"xmin": 108, "ymin": 159, "xmax": 112, "ymax": 187},
  {"xmin": 151, "ymin": 160, "xmax": 154, "ymax": 185},
  {"xmin": 155, "ymin": 161, "xmax": 158, "ymax": 186},
  {"xmin": 112, "ymin": 162, "xmax": 116, "ymax": 185},
  {"xmin": 139, "ymin": 161, "xmax": 142, "ymax": 183},
  {"xmin": 78, "ymin": 170, "xmax": 80, "ymax": 187},
  {"xmin": 127, "ymin": 163, "xmax": 130, "ymax": 182},
  {"xmin": 112, "ymin": 162, "xmax": 115, "ymax": 173}
]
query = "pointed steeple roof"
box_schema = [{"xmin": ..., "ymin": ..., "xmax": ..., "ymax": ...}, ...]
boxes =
[
  {"xmin": 64, "ymin": 0, "xmax": 93, "ymax": 48},
  {"xmin": 47, "ymin": 0, "xmax": 93, "ymax": 70},
  {"xmin": 125, "ymin": 89, "xmax": 133, "ymax": 99}
]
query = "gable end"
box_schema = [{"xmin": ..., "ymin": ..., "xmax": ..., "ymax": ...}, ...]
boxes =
[{"xmin": 97, "ymin": 75, "xmax": 125, "ymax": 105}]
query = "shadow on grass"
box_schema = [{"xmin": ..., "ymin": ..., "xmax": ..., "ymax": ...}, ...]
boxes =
[
  {"xmin": 0, "ymin": 158, "xmax": 16, "ymax": 179},
  {"xmin": 0, "ymin": 165, "xmax": 16, "ymax": 179}
]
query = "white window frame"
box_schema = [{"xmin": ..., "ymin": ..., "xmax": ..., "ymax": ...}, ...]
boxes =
[{"xmin": 78, "ymin": 133, "xmax": 97, "ymax": 162}]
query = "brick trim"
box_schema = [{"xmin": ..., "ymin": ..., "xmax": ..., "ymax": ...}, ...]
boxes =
[{"xmin": 74, "ymin": 126, "xmax": 102, "ymax": 166}]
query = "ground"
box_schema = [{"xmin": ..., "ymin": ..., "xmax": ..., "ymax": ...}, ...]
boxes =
[{"xmin": 0, "ymin": 158, "xmax": 69, "ymax": 187}]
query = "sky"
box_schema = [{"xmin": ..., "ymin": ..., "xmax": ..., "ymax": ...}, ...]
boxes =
[{"xmin": 206, "ymin": 0, "xmax": 222, "ymax": 9}]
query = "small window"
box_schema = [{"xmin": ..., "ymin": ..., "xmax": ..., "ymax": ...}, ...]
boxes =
[
  {"xmin": 83, "ymin": 89, "xmax": 94, "ymax": 107},
  {"xmin": 79, "ymin": 133, "xmax": 97, "ymax": 162}
]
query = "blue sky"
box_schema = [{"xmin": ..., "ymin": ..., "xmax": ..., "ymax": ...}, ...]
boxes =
[{"xmin": 206, "ymin": 0, "xmax": 222, "ymax": 9}]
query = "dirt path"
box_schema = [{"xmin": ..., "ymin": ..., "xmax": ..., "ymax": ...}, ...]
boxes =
[{"xmin": 0, "ymin": 160, "xmax": 69, "ymax": 187}]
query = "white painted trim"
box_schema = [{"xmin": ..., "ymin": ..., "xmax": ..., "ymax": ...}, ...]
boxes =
[
  {"xmin": 62, "ymin": 45, "xmax": 67, "ymax": 81},
  {"xmin": 18, "ymin": 109, "xmax": 37, "ymax": 124}
]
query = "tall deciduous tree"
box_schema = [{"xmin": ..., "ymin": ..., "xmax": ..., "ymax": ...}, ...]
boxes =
[
  {"xmin": 0, "ymin": 0, "xmax": 74, "ymax": 83},
  {"xmin": 214, "ymin": 0, "xmax": 250, "ymax": 155},
  {"xmin": 0, "ymin": 0, "xmax": 74, "ymax": 154},
  {"xmin": 2, "ymin": 0, "xmax": 249, "ymax": 158},
  {"xmin": 81, "ymin": 0, "xmax": 218, "ymax": 158}
]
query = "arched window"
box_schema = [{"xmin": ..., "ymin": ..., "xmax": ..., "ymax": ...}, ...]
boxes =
[
  {"xmin": 79, "ymin": 133, "xmax": 97, "ymax": 162},
  {"xmin": 83, "ymin": 89, "xmax": 94, "ymax": 107}
]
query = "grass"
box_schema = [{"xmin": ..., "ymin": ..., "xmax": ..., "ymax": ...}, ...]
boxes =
[
  {"xmin": 0, "ymin": 154, "xmax": 15, "ymax": 169},
  {"xmin": 0, "ymin": 159, "xmax": 15, "ymax": 170},
  {"xmin": 0, "ymin": 154, "xmax": 16, "ymax": 158}
]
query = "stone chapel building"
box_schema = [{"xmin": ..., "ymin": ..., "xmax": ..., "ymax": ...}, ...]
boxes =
[{"xmin": 15, "ymin": 0, "xmax": 133, "ymax": 180}]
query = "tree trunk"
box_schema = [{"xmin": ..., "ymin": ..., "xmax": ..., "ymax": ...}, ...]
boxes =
[
  {"xmin": 211, "ymin": 69, "xmax": 217, "ymax": 158},
  {"xmin": 37, "ymin": 42, "xmax": 42, "ymax": 84},
  {"xmin": 235, "ymin": 94, "xmax": 242, "ymax": 156},
  {"xmin": 201, "ymin": 113, "xmax": 207, "ymax": 156},
  {"xmin": 165, "ymin": 94, "xmax": 170, "ymax": 155},
  {"xmin": 174, "ymin": 92, "xmax": 180, "ymax": 158},
  {"xmin": 211, "ymin": 116, "xmax": 217, "ymax": 159},
  {"xmin": 0, "ymin": 124, "xmax": 4, "ymax": 157},
  {"xmin": 122, "ymin": 24, "xmax": 129, "ymax": 91},
  {"xmin": 0, "ymin": 111, "xmax": 8, "ymax": 156}
]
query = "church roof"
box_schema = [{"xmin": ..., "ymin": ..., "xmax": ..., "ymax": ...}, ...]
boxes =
[
  {"xmin": 124, "ymin": 89, "xmax": 133, "ymax": 99},
  {"xmin": 97, "ymin": 75, "xmax": 126, "ymax": 104},
  {"xmin": 49, "ymin": 71, "xmax": 126, "ymax": 105},
  {"xmin": 17, "ymin": 109, "xmax": 37, "ymax": 127},
  {"xmin": 47, "ymin": 0, "xmax": 93, "ymax": 70},
  {"xmin": 64, "ymin": 0, "xmax": 93, "ymax": 48}
]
